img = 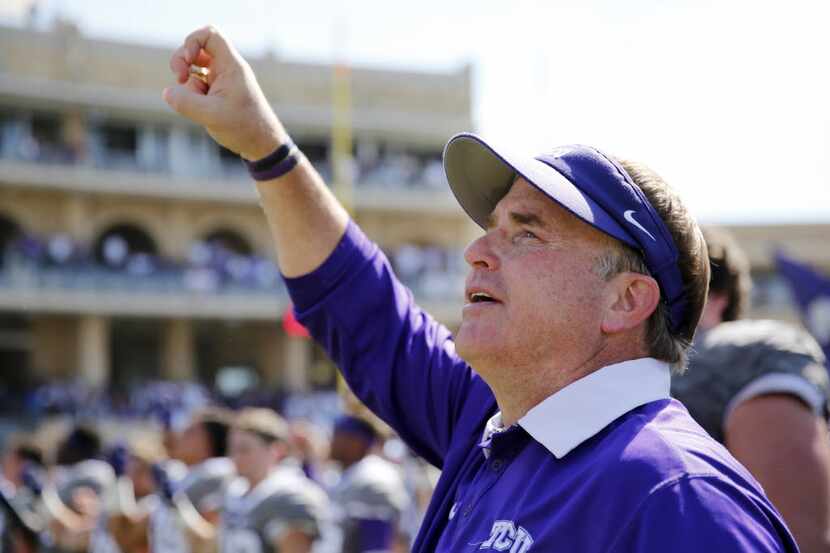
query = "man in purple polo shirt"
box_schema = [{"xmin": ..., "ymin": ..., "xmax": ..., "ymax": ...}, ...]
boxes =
[{"xmin": 163, "ymin": 26, "xmax": 800, "ymax": 552}]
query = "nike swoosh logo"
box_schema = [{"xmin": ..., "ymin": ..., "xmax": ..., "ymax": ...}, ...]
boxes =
[{"xmin": 623, "ymin": 210, "xmax": 657, "ymax": 242}]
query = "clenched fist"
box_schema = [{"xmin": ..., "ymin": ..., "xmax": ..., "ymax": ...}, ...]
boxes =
[{"xmin": 163, "ymin": 26, "xmax": 288, "ymax": 161}]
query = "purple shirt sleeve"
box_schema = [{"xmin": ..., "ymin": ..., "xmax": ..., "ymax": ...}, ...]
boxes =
[
  {"xmin": 610, "ymin": 476, "xmax": 797, "ymax": 552},
  {"xmin": 284, "ymin": 221, "xmax": 487, "ymax": 467}
]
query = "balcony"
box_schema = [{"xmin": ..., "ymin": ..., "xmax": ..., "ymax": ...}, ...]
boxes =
[
  {"xmin": 0, "ymin": 259, "xmax": 465, "ymax": 322},
  {"xmin": 0, "ymin": 121, "xmax": 461, "ymax": 213},
  {"xmin": 0, "ymin": 262, "xmax": 286, "ymax": 319},
  {"xmin": 0, "ymin": 155, "xmax": 260, "ymax": 203}
]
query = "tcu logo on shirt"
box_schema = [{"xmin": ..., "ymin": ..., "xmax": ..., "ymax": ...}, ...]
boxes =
[{"xmin": 480, "ymin": 520, "xmax": 534, "ymax": 552}]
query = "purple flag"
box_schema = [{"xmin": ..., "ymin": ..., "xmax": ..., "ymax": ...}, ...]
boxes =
[{"xmin": 775, "ymin": 251, "xmax": 830, "ymax": 364}]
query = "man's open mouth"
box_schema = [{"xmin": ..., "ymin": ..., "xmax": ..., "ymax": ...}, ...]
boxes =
[{"xmin": 469, "ymin": 292, "xmax": 498, "ymax": 303}]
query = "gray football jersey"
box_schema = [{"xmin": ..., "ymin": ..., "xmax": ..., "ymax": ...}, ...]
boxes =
[
  {"xmin": 149, "ymin": 502, "xmax": 190, "ymax": 553},
  {"xmin": 149, "ymin": 457, "xmax": 234, "ymax": 553},
  {"xmin": 54, "ymin": 460, "xmax": 116, "ymax": 508},
  {"xmin": 331, "ymin": 455, "xmax": 407, "ymax": 521},
  {"xmin": 220, "ymin": 466, "xmax": 329, "ymax": 553},
  {"xmin": 178, "ymin": 457, "xmax": 235, "ymax": 513},
  {"xmin": 331, "ymin": 455, "xmax": 408, "ymax": 553},
  {"xmin": 46, "ymin": 461, "xmax": 121, "ymax": 553},
  {"xmin": 672, "ymin": 319, "xmax": 829, "ymax": 443}
]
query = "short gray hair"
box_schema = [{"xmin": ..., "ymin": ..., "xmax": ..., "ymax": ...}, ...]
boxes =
[{"xmin": 592, "ymin": 241, "xmax": 690, "ymax": 372}]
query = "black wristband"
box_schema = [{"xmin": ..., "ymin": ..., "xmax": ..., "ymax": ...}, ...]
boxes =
[{"xmin": 244, "ymin": 140, "xmax": 300, "ymax": 181}]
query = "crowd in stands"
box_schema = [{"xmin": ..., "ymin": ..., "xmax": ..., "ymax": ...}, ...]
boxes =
[
  {"xmin": 0, "ymin": 386, "xmax": 438, "ymax": 553},
  {"xmin": 12, "ymin": 376, "xmax": 343, "ymax": 422},
  {"xmin": 0, "ymin": 115, "xmax": 447, "ymax": 190},
  {"xmin": 0, "ymin": 229, "xmax": 466, "ymax": 301},
  {"xmin": 1, "ymin": 231, "xmax": 285, "ymax": 294}
]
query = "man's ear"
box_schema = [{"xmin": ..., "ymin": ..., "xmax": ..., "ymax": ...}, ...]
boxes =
[{"xmin": 601, "ymin": 273, "xmax": 661, "ymax": 335}]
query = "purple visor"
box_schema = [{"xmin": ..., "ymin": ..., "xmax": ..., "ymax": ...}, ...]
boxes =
[{"xmin": 443, "ymin": 132, "xmax": 688, "ymax": 333}]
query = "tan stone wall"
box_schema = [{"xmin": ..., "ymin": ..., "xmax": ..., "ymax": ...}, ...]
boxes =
[
  {"xmin": 0, "ymin": 188, "xmax": 67, "ymax": 235},
  {"xmin": 189, "ymin": 204, "xmax": 274, "ymax": 258},
  {"xmin": 30, "ymin": 315, "xmax": 78, "ymax": 380},
  {"xmin": 161, "ymin": 318, "xmax": 195, "ymax": 381},
  {"xmin": 255, "ymin": 322, "xmax": 286, "ymax": 387}
]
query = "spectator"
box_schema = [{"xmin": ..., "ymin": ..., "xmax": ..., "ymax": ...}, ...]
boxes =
[
  {"xmin": 329, "ymin": 415, "xmax": 408, "ymax": 553},
  {"xmin": 672, "ymin": 227, "xmax": 830, "ymax": 553},
  {"xmin": 220, "ymin": 408, "xmax": 329, "ymax": 553},
  {"xmin": 151, "ymin": 407, "xmax": 235, "ymax": 553}
]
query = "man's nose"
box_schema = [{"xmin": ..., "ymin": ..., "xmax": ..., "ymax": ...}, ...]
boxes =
[{"xmin": 464, "ymin": 233, "xmax": 499, "ymax": 270}]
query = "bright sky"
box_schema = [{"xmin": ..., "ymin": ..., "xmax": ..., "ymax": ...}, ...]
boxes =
[{"xmin": 4, "ymin": 0, "xmax": 830, "ymax": 224}]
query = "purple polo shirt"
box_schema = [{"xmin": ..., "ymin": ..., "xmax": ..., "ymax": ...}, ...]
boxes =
[{"xmin": 285, "ymin": 221, "xmax": 798, "ymax": 552}]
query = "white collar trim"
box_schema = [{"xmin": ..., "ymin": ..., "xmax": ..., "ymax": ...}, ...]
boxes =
[{"xmin": 482, "ymin": 357, "xmax": 671, "ymax": 459}]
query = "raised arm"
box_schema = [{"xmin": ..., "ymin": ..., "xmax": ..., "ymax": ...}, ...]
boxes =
[
  {"xmin": 163, "ymin": 25, "xmax": 348, "ymax": 278},
  {"xmin": 164, "ymin": 27, "xmax": 486, "ymax": 465}
]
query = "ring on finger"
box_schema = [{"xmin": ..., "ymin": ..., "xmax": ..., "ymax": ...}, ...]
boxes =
[{"xmin": 189, "ymin": 65, "xmax": 210, "ymax": 85}]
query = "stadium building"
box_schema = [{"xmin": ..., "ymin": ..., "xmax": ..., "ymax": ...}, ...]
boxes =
[
  {"xmin": 0, "ymin": 20, "xmax": 827, "ymax": 408},
  {"xmin": 0, "ymin": 20, "xmax": 477, "ymax": 404}
]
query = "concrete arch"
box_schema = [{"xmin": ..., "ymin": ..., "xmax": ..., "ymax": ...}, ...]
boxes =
[
  {"xmin": 0, "ymin": 211, "xmax": 22, "ymax": 232},
  {"xmin": 201, "ymin": 227, "xmax": 253, "ymax": 256},
  {"xmin": 190, "ymin": 211, "xmax": 269, "ymax": 257},
  {"xmin": 89, "ymin": 207, "xmax": 168, "ymax": 257},
  {"xmin": 92, "ymin": 223, "xmax": 159, "ymax": 268},
  {"xmin": 0, "ymin": 206, "xmax": 33, "ymax": 237}
]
